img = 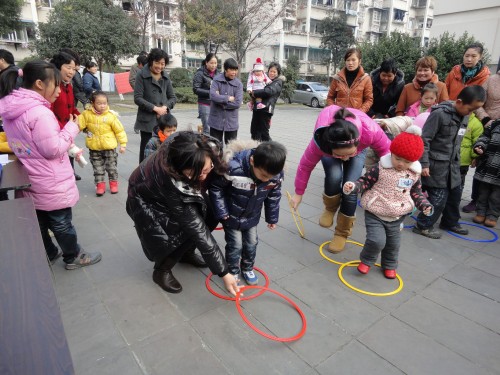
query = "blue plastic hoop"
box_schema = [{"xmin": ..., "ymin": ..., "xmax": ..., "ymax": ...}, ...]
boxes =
[
  {"xmin": 403, "ymin": 215, "xmax": 418, "ymax": 229},
  {"xmin": 445, "ymin": 221, "xmax": 498, "ymax": 243}
]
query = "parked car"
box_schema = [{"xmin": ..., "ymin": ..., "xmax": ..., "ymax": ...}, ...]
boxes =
[{"xmin": 289, "ymin": 82, "xmax": 328, "ymax": 108}]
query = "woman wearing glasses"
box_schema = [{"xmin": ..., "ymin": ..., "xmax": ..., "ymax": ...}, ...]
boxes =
[
  {"xmin": 289, "ymin": 106, "xmax": 390, "ymax": 253},
  {"xmin": 126, "ymin": 131, "xmax": 239, "ymax": 296}
]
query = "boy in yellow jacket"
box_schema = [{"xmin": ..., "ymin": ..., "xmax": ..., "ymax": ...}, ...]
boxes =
[{"xmin": 78, "ymin": 91, "xmax": 127, "ymax": 196}]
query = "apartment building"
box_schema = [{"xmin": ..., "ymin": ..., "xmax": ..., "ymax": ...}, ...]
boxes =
[
  {"xmin": 1, "ymin": 0, "xmax": 434, "ymax": 76},
  {"xmin": 432, "ymin": 0, "xmax": 500, "ymax": 72}
]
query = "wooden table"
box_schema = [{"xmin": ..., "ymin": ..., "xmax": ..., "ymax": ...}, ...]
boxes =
[
  {"xmin": 0, "ymin": 197, "xmax": 74, "ymax": 375},
  {"xmin": 0, "ymin": 158, "xmax": 31, "ymax": 193}
]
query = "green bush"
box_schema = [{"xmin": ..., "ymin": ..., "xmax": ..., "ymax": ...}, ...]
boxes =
[
  {"xmin": 174, "ymin": 87, "xmax": 197, "ymax": 103},
  {"xmin": 170, "ymin": 68, "xmax": 193, "ymax": 88}
]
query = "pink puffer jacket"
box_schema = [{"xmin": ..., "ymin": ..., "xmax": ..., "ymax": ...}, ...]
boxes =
[
  {"xmin": 294, "ymin": 105, "xmax": 391, "ymax": 195},
  {"xmin": 0, "ymin": 88, "xmax": 80, "ymax": 210}
]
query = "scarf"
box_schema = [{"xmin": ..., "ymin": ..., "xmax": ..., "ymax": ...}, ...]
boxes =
[
  {"xmin": 158, "ymin": 130, "xmax": 167, "ymax": 143},
  {"xmin": 461, "ymin": 61, "xmax": 483, "ymax": 83},
  {"xmin": 345, "ymin": 67, "xmax": 360, "ymax": 88}
]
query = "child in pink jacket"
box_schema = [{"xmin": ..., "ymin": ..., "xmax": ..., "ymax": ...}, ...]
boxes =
[
  {"xmin": 406, "ymin": 82, "xmax": 438, "ymax": 117},
  {"xmin": 0, "ymin": 61, "xmax": 101, "ymax": 270}
]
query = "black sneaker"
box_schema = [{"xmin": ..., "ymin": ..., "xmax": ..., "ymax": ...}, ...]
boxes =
[
  {"xmin": 412, "ymin": 226, "xmax": 442, "ymax": 239},
  {"xmin": 439, "ymin": 224, "xmax": 469, "ymax": 235}
]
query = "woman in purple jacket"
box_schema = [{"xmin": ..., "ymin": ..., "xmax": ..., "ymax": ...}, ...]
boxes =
[
  {"xmin": 0, "ymin": 61, "xmax": 101, "ymax": 270},
  {"xmin": 207, "ymin": 58, "xmax": 243, "ymax": 144},
  {"xmin": 290, "ymin": 105, "xmax": 391, "ymax": 253}
]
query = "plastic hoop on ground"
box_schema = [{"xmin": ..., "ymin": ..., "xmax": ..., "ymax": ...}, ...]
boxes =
[
  {"xmin": 235, "ymin": 285, "xmax": 307, "ymax": 342},
  {"xmin": 319, "ymin": 240, "xmax": 364, "ymax": 266},
  {"xmin": 285, "ymin": 191, "xmax": 305, "ymax": 238},
  {"xmin": 445, "ymin": 221, "xmax": 498, "ymax": 243},
  {"xmin": 403, "ymin": 215, "xmax": 417, "ymax": 229},
  {"xmin": 205, "ymin": 266, "xmax": 270, "ymax": 301},
  {"xmin": 338, "ymin": 260, "xmax": 404, "ymax": 297}
]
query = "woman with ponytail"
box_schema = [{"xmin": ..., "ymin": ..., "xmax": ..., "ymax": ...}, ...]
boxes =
[{"xmin": 290, "ymin": 106, "xmax": 391, "ymax": 253}]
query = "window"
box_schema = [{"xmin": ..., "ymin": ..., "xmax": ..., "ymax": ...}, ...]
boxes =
[
  {"xmin": 156, "ymin": 38, "xmax": 173, "ymax": 55},
  {"xmin": 426, "ymin": 18, "xmax": 433, "ymax": 28},
  {"xmin": 187, "ymin": 42, "xmax": 204, "ymax": 51},
  {"xmin": 283, "ymin": 20, "xmax": 293, "ymax": 31},
  {"xmin": 187, "ymin": 58, "xmax": 204, "ymax": 69},
  {"xmin": 285, "ymin": 47, "xmax": 306, "ymax": 60},
  {"xmin": 393, "ymin": 9, "xmax": 405, "ymax": 22},
  {"xmin": 373, "ymin": 10, "xmax": 381, "ymax": 22},
  {"xmin": 156, "ymin": 4, "xmax": 171, "ymax": 26},
  {"xmin": 37, "ymin": 0, "xmax": 59, "ymax": 7},
  {"xmin": 309, "ymin": 49, "xmax": 330, "ymax": 62}
]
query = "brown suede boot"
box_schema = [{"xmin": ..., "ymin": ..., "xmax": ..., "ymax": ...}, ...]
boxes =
[
  {"xmin": 319, "ymin": 193, "xmax": 341, "ymax": 228},
  {"xmin": 328, "ymin": 213, "xmax": 355, "ymax": 253}
]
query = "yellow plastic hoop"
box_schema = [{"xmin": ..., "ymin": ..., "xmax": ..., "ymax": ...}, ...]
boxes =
[
  {"xmin": 319, "ymin": 240, "xmax": 364, "ymax": 265},
  {"xmin": 338, "ymin": 260, "xmax": 404, "ymax": 297},
  {"xmin": 285, "ymin": 191, "xmax": 305, "ymax": 238}
]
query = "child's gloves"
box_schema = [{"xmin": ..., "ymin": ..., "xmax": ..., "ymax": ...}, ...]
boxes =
[
  {"xmin": 68, "ymin": 144, "xmax": 87, "ymax": 168},
  {"xmin": 343, "ymin": 181, "xmax": 355, "ymax": 195}
]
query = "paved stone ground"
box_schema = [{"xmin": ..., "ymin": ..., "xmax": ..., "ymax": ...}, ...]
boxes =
[{"xmin": 52, "ymin": 104, "xmax": 500, "ymax": 375}]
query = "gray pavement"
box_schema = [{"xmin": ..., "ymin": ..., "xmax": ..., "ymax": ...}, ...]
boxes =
[{"xmin": 53, "ymin": 104, "xmax": 500, "ymax": 375}]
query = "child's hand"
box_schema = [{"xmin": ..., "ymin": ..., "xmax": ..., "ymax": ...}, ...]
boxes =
[
  {"xmin": 421, "ymin": 167, "xmax": 430, "ymax": 177},
  {"xmin": 267, "ymin": 223, "xmax": 277, "ymax": 230},
  {"xmin": 423, "ymin": 205, "xmax": 433, "ymax": 216},
  {"xmin": 471, "ymin": 159, "xmax": 477, "ymax": 168},
  {"xmin": 343, "ymin": 181, "xmax": 355, "ymax": 194},
  {"xmin": 119, "ymin": 146, "xmax": 126, "ymax": 154},
  {"xmin": 474, "ymin": 146, "xmax": 483, "ymax": 155},
  {"xmin": 69, "ymin": 114, "xmax": 79, "ymax": 125}
]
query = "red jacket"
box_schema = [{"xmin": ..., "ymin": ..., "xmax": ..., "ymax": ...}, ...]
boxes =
[
  {"xmin": 445, "ymin": 64, "xmax": 490, "ymax": 101},
  {"xmin": 51, "ymin": 82, "xmax": 80, "ymax": 129}
]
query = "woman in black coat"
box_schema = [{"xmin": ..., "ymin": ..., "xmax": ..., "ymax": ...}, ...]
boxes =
[
  {"xmin": 126, "ymin": 131, "xmax": 239, "ymax": 295},
  {"xmin": 134, "ymin": 48, "xmax": 177, "ymax": 163},
  {"xmin": 250, "ymin": 62, "xmax": 284, "ymax": 141},
  {"xmin": 193, "ymin": 53, "xmax": 219, "ymax": 135}
]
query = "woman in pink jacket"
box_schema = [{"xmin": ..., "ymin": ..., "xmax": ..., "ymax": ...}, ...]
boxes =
[
  {"xmin": 290, "ymin": 105, "xmax": 391, "ymax": 253},
  {"xmin": 0, "ymin": 61, "xmax": 101, "ymax": 270}
]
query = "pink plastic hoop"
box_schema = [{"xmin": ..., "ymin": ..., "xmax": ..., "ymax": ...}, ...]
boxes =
[
  {"xmin": 205, "ymin": 266, "xmax": 270, "ymax": 301},
  {"xmin": 235, "ymin": 285, "xmax": 307, "ymax": 342}
]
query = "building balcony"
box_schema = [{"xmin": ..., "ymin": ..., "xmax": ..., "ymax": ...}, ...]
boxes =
[{"xmin": 366, "ymin": 0, "xmax": 384, "ymax": 9}]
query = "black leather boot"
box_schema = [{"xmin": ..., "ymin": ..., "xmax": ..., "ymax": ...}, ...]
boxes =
[
  {"xmin": 152, "ymin": 269, "xmax": 182, "ymax": 293},
  {"xmin": 179, "ymin": 249, "xmax": 207, "ymax": 267}
]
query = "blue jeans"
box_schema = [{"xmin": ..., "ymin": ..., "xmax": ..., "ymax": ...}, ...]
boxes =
[
  {"xmin": 360, "ymin": 211, "xmax": 405, "ymax": 270},
  {"xmin": 36, "ymin": 207, "xmax": 80, "ymax": 263},
  {"xmin": 321, "ymin": 150, "xmax": 366, "ymax": 216},
  {"xmin": 224, "ymin": 226, "xmax": 258, "ymax": 275},
  {"xmin": 416, "ymin": 186, "xmax": 462, "ymax": 229},
  {"xmin": 198, "ymin": 104, "xmax": 211, "ymax": 135}
]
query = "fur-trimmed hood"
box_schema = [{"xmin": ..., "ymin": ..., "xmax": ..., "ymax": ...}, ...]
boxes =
[{"xmin": 223, "ymin": 139, "xmax": 260, "ymax": 163}]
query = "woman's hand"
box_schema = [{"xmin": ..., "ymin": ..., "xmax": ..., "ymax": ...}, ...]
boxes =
[
  {"xmin": 153, "ymin": 106, "xmax": 168, "ymax": 116},
  {"xmin": 228, "ymin": 96, "xmax": 235, "ymax": 102},
  {"xmin": 421, "ymin": 168, "xmax": 430, "ymax": 177},
  {"xmin": 291, "ymin": 194, "xmax": 302, "ymax": 209},
  {"xmin": 222, "ymin": 273, "xmax": 241, "ymax": 297},
  {"xmin": 343, "ymin": 181, "xmax": 355, "ymax": 195},
  {"xmin": 471, "ymin": 158, "xmax": 477, "ymax": 168}
]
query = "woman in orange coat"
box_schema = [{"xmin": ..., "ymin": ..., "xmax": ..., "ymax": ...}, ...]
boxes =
[
  {"xmin": 326, "ymin": 48, "xmax": 373, "ymax": 113},
  {"xmin": 396, "ymin": 56, "xmax": 449, "ymax": 116},
  {"xmin": 445, "ymin": 43, "xmax": 490, "ymax": 100}
]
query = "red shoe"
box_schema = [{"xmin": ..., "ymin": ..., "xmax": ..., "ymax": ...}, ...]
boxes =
[
  {"xmin": 357, "ymin": 262, "xmax": 370, "ymax": 274},
  {"xmin": 383, "ymin": 269, "xmax": 397, "ymax": 279},
  {"xmin": 109, "ymin": 180, "xmax": 118, "ymax": 194},
  {"xmin": 96, "ymin": 182, "xmax": 106, "ymax": 196}
]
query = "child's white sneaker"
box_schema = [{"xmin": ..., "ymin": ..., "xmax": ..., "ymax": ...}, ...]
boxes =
[{"xmin": 242, "ymin": 270, "xmax": 258, "ymax": 285}]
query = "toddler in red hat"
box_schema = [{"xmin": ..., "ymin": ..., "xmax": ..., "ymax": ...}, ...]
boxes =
[
  {"xmin": 343, "ymin": 125, "xmax": 433, "ymax": 279},
  {"xmin": 247, "ymin": 58, "xmax": 270, "ymax": 110}
]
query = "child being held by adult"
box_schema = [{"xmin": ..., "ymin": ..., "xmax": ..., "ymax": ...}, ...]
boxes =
[
  {"xmin": 247, "ymin": 58, "xmax": 271, "ymax": 111},
  {"xmin": 344, "ymin": 126, "xmax": 433, "ymax": 278}
]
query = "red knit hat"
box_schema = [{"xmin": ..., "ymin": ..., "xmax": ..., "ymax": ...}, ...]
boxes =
[
  {"xmin": 390, "ymin": 125, "xmax": 424, "ymax": 162},
  {"xmin": 253, "ymin": 57, "xmax": 265, "ymax": 71}
]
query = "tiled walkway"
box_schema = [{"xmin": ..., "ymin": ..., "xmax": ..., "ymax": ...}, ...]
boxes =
[{"xmin": 53, "ymin": 105, "xmax": 500, "ymax": 375}]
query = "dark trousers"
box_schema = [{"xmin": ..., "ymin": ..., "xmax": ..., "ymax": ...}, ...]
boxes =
[
  {"xmin": 209, "ymin": 128, "xmax": 238, "ymax": 145},
  {"xmin": 416, "ymin": 185, "xmax": 462, "ymax": 229},
  {"xmin": 360, "ymin": 211, "xmax": 405, "ymax": 270},
  {"xmin": 476, "ymin": 180, "xmax": 500, "ymax": 220},
  {"xmin": 250, "ymin": 111, "xmax": 272, "ymax": 141},
  {"xmin": 139, "ymin": 131, "xmax": 152, "ymax": 163},
  {"xmin": 36, "ymin": 207, "xmax": 80, "ymax": 263},
  {"xmin": 460, "ymin": 166, "xmax": 479, "ymax": 201}
]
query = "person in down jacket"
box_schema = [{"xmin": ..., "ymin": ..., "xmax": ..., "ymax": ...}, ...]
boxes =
[
  {"xmin": 209, "ymin": 140, "xmax": 286, "ymax": 286},
  {"xmin": 126, "ymin": 131, "xmax": 239, "ymax": 295},
  {"xmin": 0, "ymin": 60, "xmax": 102, "ymax": 269}
]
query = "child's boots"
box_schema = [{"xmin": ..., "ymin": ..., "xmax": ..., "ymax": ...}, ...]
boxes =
[
  {"xmin": 109, "ymin": 180, "xmax": 118, "ymax": 194},
  {"xmin": 96, "ymin": 182, "xmax": 106, "ymax": 196}
]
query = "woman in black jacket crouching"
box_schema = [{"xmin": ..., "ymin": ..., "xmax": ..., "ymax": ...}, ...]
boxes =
[{"xmin": 126, "ymin": 131, "xmax": 239, "ymax": 295}]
